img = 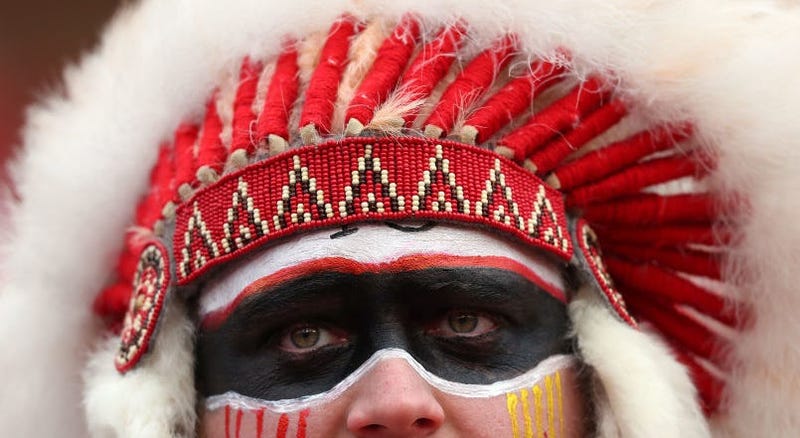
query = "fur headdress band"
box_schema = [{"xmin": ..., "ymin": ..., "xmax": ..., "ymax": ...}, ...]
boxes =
[{"xmin": 3, "ymin": 1, "xmax": 800, "ymax": 436}]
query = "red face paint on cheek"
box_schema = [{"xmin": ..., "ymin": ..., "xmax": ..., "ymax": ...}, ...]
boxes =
[{"xmin": 201, "ymin": 408, "xmax": 312, "ymax": 438}]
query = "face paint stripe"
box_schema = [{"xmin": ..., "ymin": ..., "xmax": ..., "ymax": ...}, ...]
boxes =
[
  {"xmin": 556, "ymin": 371, "xmax": 564, "ymax": 438},
  {"xmin": 235, "ymin": 409, "xmax": 243, "ymax": 438},
  {"xmin": 199, "ymin": 222, "xmax": 566, "ymax": 318},
  {"xmin": 201, "ymin": 254, "xmax": 565, "ymax": 329},
  {"xmin": 256, "ymin": 408, "xmax": 264, "ymax": 438},
  {"xmin": 505, "ymin": 392, "xmax": 520, "ymax": 438},
  {"xmin": 545, "ymin": 374, "xmax": 556, "ymax": 438},
  {"xmin": 225, "ymin": 405, "xmax": 231, "ymax": 438},
  {"xmin": 296, "ymin": 409, "xmax": 309, "ymax": 438},
  {"xmin": 520, "ymin": 389, "xmax": 533, "ymax": 438},
  {"xmin": 206, "ymin": 350, "xmax": 574, "ymax": 412},
  {"xmin": 532, "ymin": 384, "xmax": 543, "ymax": 438},
  {"xmin": 276, "ymin": 413, "xmax": 289, "ymax": 438}
]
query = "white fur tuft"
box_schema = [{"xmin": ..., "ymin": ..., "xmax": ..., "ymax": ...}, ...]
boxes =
[
  {"xmin": 84, "ymin": 296, "xmax": 196, "ymax": 438},
  {"xmin": 570, "ymin": 287, "xmax": 710, "ymax": 438}
]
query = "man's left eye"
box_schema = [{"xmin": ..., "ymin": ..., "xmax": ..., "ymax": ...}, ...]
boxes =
[
  {"xmin": 278, "ymin": 324, "xmax": 349, "ymax": 352},
  {"xmin": 428, "ymin": 310, "xmax": 498, "ymax": 338}
]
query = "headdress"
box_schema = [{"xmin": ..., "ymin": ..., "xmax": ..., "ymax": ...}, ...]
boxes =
[{"xmin": 3, "ymin": 1, "xmax": 799, "ymax": 436}]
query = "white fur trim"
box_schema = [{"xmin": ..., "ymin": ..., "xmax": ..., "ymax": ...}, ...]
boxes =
[
  {"xmin": 570, "ymin": 286, "xmax": 710, "ymax": 438},
  {"xmin": 1, "ymin": 0, "xmax": 799, "ymax": 435},
  {"xmin": 84, "ymin": 296, "xmax": 196, "ymax": 438}
]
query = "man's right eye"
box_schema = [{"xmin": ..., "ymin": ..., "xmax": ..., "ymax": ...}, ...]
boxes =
[
  {"xmin": 426, "ymin": 309, "xmax": 500, "ymax": 339},
  {"xmin": 278, "ymin": 323, "xmax": 349, "ymax": 353}
]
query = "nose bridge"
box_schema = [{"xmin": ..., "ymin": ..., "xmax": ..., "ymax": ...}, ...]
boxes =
[
  {"xmin": 357, "ymin": 275, "xmax": 410, "ymax": 351},
  {"xmin": 346, "ymin": 356, "xmax": 444, "ymax": 437},
  {"xmin": 362, "ymin": 356, "xmax": 431, "ymax": 396}
]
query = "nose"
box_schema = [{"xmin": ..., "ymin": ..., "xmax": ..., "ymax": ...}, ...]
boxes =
[{"xmin": 346, "ymin": 358, "xmax": 445, "ymax": 437}]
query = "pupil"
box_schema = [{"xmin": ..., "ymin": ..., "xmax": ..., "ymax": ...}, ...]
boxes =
[
  {"xmin": 449, "ymin": 313, "xmax": 478, "ymax": 333},
  {"xmin": 291, "ymin": 327, "xmax": 320, "ymax": 348}
]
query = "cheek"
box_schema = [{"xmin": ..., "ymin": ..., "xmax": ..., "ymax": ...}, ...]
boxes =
[
  {"xmin": 199, "ymin": 405, "xmax": 342, "ymax": 438},
  {"xmin": 443, "ymin": 368, "xmax": 587, "ymax": 437}
]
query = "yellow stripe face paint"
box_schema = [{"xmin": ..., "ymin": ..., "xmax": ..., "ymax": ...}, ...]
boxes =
[
  {"xmin": 532, "ymin": 384, "xmax": 544, "ymax": 438},
  {"xmin": 506, "ymin": 391, "xmax": 520, "ymax": 438},
  {"xmin": 520, "ymin": 389, "xmax": 533, "ymax": 438},
  {"xmin": 545, "ymin": 374, "xmax": 556, "ymax": 437},
  {"xmin": 556, "ymin": 371, "xmax": 564, "ymax": 437},
  {"xmin": 509, "ymin": 372, "xmax": 564, "ymax": 438}
]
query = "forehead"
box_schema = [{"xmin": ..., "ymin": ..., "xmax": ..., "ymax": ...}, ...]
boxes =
[{"xmin": 198, "ymin": 222, "xmax": 566, "ymax": 316}]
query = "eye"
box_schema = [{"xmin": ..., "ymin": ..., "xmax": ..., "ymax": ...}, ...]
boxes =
[
  {"xmin": 429, "ymin": 310, "xmax": 498, "ymax": 338},
  {"xmin": 278, "ymin": 324, "xmax": 348, "ymax": 352}
]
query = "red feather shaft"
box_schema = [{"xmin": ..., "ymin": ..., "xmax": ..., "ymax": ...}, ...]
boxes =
[
  {"xmin": 606, "ymin": 256, "xmax": 736, "ymax": 326},
  {"xmin": 566, "ymin": 154, "xmax": 702, "ymax": 207},
  {"xmin": 230, "ymin": 58, "xmax": 264, "ymax": 155},
  {"xmin": 582, "ymin": 193, "xmax": 715, "ymax": 225},
  {"xmin": 623, "ymin": 292, "xmax": 718, "ymax": 360},
  {"xmin": 136, "ymin": 144, "xmax": 173, "ymax": 228},
  {"xmin": 527, "ymin": 98, "xmax": 627, "ymax": 174},
  {"xmin": 464, "ymin": 59, "xmax": 565, "ymax": 143},
  {"xmin": 497, "ymin": 76, "xmax": 607, "ymax": 162},
  {"xmin": 299, "ymin": 17, "xmax": 360, "ymax": 134},
  {"xmin": 597, "ymin": 224, "xmax": 721, "ymax": 248},
  {"xmin": 196, "ymin": 95, "xmax": 227, "ymax": 175},
  {"xmin": 423, "ymin": 34, "xmax": 517, "ymax": 134},
  {"xmin": 345, "ymin": 15, "xmax": 421, "ymax": 125},
  {"xmin": 552, "ymin": 123, "xmax": 692, "ymax": 190},
  {"xmin": 256, "ymin": 46, "xmax": 299, "ymax": 141},
  {"xmin": 173, "ymin": 123, "xmax": 199, "ymax": 195},
  {"xmin": 399, "ymin": 23, "xmax": 466, "ymax": 125},
  {"xmin": 602, "ymin": 243, "xmax": 722, "ymax": 279}
]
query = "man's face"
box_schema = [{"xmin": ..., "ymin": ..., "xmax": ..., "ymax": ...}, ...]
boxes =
[{"xmin": 194, "ymin": 223, "xmax": 586, "ymax": 437}]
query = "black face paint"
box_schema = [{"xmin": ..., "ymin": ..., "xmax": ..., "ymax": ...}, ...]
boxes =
[{"xmin": 195, "ymin": 267, "xmax": 569, "ymax": 400}]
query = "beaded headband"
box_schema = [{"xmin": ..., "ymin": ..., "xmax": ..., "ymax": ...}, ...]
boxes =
[{"xmin": 95, "ymin": 15, "xmax": 737, "ymax": 413}]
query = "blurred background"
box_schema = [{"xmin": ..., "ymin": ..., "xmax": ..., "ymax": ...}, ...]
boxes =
[{"xmin": 0, "ymin": 0, "xmax": 121, "ymax": 187}]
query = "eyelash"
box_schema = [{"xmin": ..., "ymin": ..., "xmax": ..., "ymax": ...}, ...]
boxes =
[
  {"xmin": 274, "ymin": 309, "xmax": 502, "ymax": 355},
  {"xmin": 426, "ymin": 310, "xmax": 499, "ymax": 338},
  {"xmin": 277, "ymin": 322, "xmax": 349, "ymax": 353}
]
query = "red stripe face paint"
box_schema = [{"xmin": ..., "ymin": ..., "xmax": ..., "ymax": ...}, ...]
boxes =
[
  {"xmin": 255, "ymin": 409, "xmax": 264, "ymax": 438},
  {"xmin": 224, "ymin": 405, "xmax": 230, "ymax": 438},
  {"xmin": 202, "ymin": 253, "xmax": 564, "ymax": 331},
  {"xmin": 296, "ymin": 410, "xmax": 309, "ymax": 438},
  {"xmin": 199, "ymin": 223, "xmax": 565, "ymax": 321},
  {"xmin": 276, "ymin": 414, "xmax": 289, "ymax": 438}
]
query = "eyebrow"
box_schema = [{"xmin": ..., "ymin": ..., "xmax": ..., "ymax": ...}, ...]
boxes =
[{"xmin": 200, "ymin": 254, "xmax": 565, "ymax": 330}]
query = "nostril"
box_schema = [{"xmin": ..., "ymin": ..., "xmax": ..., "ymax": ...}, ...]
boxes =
[
  {"xmin": 363, "ymin": 424, "xmax": 386, "ymax": 432},
  {"xmin": 413, "ymin": 418, "xmax": 436, "ymax": 429}
]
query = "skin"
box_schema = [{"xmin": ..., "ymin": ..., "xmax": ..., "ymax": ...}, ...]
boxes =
[{"xmin": 194, "ymin": 224, "xmax": 587, "ymax": 437}]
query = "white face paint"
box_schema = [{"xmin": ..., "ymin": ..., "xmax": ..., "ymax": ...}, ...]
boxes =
[
  {"xmin": 205, "ymin": 349, "xmax": 575, "ymax": 412},
  {"xmin": 199, "ymin": 222, "xmax": 566, "ymax": 318}
]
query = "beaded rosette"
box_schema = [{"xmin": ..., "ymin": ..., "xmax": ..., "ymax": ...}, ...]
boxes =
[{"xmin": 115, "ymin": 242, "xmax": 171, "ymax": 372}]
